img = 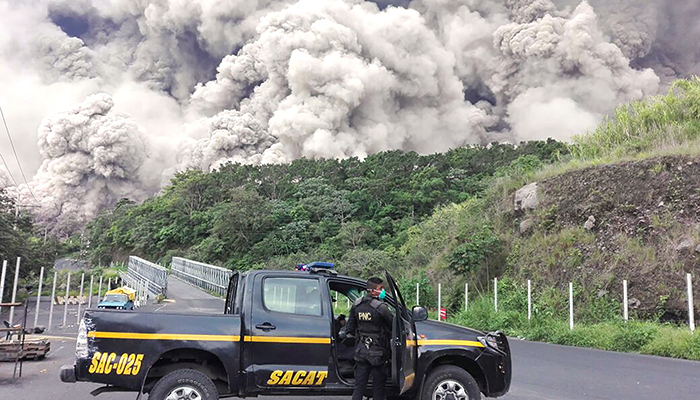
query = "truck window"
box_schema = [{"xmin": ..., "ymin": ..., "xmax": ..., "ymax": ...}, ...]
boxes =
[
  {"xmin": 328, "ymin": 281, "xmax": 396, "ymax": 315},
  {"xmin": 263, "ymin": 277, "xmax": 322, "ymax": 316},
  {"xmin": 331, "ymin": 290, "xmax": 354, "ymax": 316}
]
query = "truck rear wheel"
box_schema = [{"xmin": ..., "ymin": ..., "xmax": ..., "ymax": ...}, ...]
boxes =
[
  {"xmin": 421, "ymin": 365, "xmax": 481, "ymax": 400},
  {"xmin": 149, "ymin": 369, "xmax": 218, "ymax": 400}
]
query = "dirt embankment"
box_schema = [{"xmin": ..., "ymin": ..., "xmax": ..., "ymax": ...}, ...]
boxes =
[{"xmin": 514, "ymin": 155, "xmax": 700, "ymax": 319}]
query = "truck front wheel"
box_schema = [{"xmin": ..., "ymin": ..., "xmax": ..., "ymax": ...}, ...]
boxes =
[
  {"xmin": 149, "ymin": 369, "xmax": 218, "ymax": 400},
  {"xmin": 421, "ymin": 365, "xmax": 481, "ymax": 400}
]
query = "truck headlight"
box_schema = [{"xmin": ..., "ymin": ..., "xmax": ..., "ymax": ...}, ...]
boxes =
[
  {"xmin": 76, "ymin": 319, "xmax": 89, "ymax": 359},
  {"xmin": 478, "ymin": 332, "xmax": 507, "ymax": 355},
  {"xmin": 478, "ymin": 334, "xmax": 499, "ymax": 350}
]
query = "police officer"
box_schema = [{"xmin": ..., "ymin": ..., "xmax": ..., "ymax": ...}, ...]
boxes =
[{"xmin": 342, "ymin": 277, "xmax": 393, "ymax": 400}]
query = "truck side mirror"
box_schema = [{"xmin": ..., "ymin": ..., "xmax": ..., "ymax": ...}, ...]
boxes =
[{"xmin": 412, "ymin": 306, "xmax": 428, "ymax": 322}]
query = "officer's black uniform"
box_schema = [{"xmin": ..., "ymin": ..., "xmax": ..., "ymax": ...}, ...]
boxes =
[{"xmin": 344, "ymin": 294, "xmax": 393, "ymax": 400}]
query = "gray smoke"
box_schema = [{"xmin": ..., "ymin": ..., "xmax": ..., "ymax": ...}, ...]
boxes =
[
  {"xmin": 554, "ymin": 0, "xmax": 700, "ymax": 86},
  {"xmin": 505, "ymin": 0, "xmax": 558, "ymax": 23},
  {"xmin": 192, "ymin": 0, "xmax": 496, "ymax": 160},
  {"xmin": 1, "ymin": 0, "xmax": 698, "ymax": 234},
  {"xmin": 43, "ymin": 0, "xmax": 295, "ymax": 100},
  {"xmin": 0, "ymin": 166, "xmax": 11, "ymax": 190},
  {"xmin": 492, "ymin": 0, "xmax": 660, "ymax": 141},
  {"xmin": 178, "ymin": 110, "xmax": 279, "ymax": 170},
  {"xmin": 27, "ymin": 93, "xmax": 149, "ymax": 235}
]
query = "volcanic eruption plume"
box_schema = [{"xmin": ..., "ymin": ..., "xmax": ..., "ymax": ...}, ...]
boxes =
[
  {"xmin": 0, "ymin": 0, "xmax": 697, "ymax": 233},
  {"xmin": 27, "ymin": 94, "xmax": 149, "ymax": 235}
]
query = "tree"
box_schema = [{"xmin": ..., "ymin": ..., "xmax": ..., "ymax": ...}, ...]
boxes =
[
  {"xmin": 447, "ymin": 225, "xmax": 505, "ymax": 283},
  {"xmin": 0, "ymin": 189, "xmax": 69, "ymax": 283},
  {"xmin": 339, "ymin": 248, "xmax": 394, "ymax": 279},
  {"xmin": 211, "ymin": 188, "xmax": 273, "ymax": 256},
  {"xmin": 336, "ymin": 221, "xmax": 374, "ymax": 249}
]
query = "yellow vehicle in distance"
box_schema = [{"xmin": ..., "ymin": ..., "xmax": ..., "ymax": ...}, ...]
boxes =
[{"xmin": 97, "ymin": 287, "xmax": 136, "ymax": 310}]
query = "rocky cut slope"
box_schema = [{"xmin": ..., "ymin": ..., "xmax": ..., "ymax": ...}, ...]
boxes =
[{"xmin": 510, "ymin": 155, "xmax": 700, "ymax": 321}]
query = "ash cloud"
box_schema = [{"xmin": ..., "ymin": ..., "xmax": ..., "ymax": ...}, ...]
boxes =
[
  {"xmin": 493, "ymin": 0, "xmax": 660, "ymax": 141},
  {"xmin": 0, "ymin": 166, "xmax": 12, "ymax": 190},
  {"xmin": 178, "ymin": 110, "xmax": 279, "ymax": 171},
  {"xmin": 28, "ymin": 93, "xmax": 149, "ymax": 235},
  {"xmin": 1, "ymin": 0, "xmax": 698, "ymax": 234},
  {"xmin": 193, "ymin": 0, "xmax": 495, "ymax": 161}
]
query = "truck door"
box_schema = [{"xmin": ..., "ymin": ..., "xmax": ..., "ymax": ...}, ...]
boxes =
[
  {"xmin": 246, "ymin": 274, "xmax": 331, "ymax": 391},
  {"xmin": 385, "ymin": 272, "xmax": 418, "ymax": 394}
]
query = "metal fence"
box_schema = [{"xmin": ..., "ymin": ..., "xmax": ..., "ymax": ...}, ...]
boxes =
[
  {"xmin": 171, "ymin": 257, "xmax": 233, "ymax": 297},
  {"xmin": 124, "ymin": 256, "xmax": 168, "ymax": 298},
  {"xmin": 421, "ymin": 273, "xmax": 696, "ymax": 333}
]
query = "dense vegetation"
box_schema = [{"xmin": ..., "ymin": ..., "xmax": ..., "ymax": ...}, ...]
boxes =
[
  {"xmin": 85, "ymin": 140, "xmax": 568, "ymax": 276},
  {"xmin": 0, "ymin": 189, "xmax": 73, "ymax": 302}
]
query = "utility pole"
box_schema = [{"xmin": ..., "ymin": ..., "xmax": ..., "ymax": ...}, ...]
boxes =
[
  {"xmin": 12, "ymin": 204, "xmax": 42, "ymax": 231},
  {"xmin": 0, "ymin": 260, "xmax": 6, "ymax": 314}
]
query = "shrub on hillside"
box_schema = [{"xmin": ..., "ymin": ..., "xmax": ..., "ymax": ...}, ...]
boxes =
[{"xmin": 573, "ymin": 77, "xmax": 700, "ymax": 160}]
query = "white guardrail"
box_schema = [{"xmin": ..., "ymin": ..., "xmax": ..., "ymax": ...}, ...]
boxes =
[
  {"xmin": 122, "ymin": 256, "xmax": 168, "ymax": 299},
  {"xmin": 171, "ymin": 257, "xmax": 233, "ymax": 297}
]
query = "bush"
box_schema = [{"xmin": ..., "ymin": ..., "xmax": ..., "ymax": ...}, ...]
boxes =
[
  {"xmin": 447, "ymin": 288, "xmax": 700, "ymax": 361},
  {"xmin": 397, "ymin": 271, "xmax": 436, "ymax": 309},
  {"xmin": 641, "ymin": 326, "xmax": 700, "ymax": 360}
]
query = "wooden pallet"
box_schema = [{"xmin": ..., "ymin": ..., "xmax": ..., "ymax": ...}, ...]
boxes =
[{"xmin": 0, "ymin": 339, "xmax": 50, "ymax": 362}]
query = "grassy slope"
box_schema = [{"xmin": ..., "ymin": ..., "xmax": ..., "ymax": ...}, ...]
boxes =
[{"xmin": 407, "ymin": 77, "xmax": 700, "ymax": 360}]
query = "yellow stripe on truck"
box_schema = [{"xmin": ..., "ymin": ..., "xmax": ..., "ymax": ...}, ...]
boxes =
[
  {"xmin": 88, "ymin": 331, "xmax": 240, "ymax": 342},
  {"xmin": 407, "ymin": 339, "xmax": 484, "ymax": 348},
  {"xmin": 87, "ymin": 331, "xmax": 479, "ymax": 348},
  {"xmin": 88, "ymin": 331, "xmax": 329, "ymax": 344},
  {"xmin": 243, "ymin": 336, "xmax": 331, "ymax": 344},
  {"xmin": 416, "ymin": 339, "xmax": 484, "ymax": 348}
]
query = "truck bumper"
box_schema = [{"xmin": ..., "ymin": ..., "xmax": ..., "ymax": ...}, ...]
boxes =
[
  {"xmin": 60, "ymin": 364, "xmax": 77, "ymax": 383},
  {"xmin": 481, "ymin": 332, "xmax": 512, "ymax": 397}
]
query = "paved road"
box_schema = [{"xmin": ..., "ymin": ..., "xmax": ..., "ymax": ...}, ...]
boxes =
[
  {"xmin": 2, "ymin": 275, "xmax": 700, "ymax": 399},
  {"xmin": 506, "ymin": 339, "xmax": 700, "ymax": 400},
  {"xmin": 53, "ymin": 259, "xmax": 88, "ymax": 271},
  {"xmin": 152, "ymin": 275, "xmax": 225, "ymax": 314}
]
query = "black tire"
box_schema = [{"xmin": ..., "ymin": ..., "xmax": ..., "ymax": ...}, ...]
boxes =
[
  {"xmin": 149, "ymin": 369, "xmax": 218, "ymax": 400},
  {"xmin": 420, "ymin": 365, "xmax": 481, "ymax": 400}
]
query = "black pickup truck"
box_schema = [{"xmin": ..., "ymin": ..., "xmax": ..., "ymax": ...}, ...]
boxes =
[{"xmin": 61, "ymin": 265, "xmax": 511, "ymax": 400}]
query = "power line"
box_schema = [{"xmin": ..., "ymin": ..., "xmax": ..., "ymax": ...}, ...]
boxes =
[
  {"xmin": 0, "ymin": 172, "xmax": 8, "ymax": 189},
  {"xmin": 0, "ymin": 147, "xmax": 18, "ymax": 187},
  {"xmin": 0, "ymin": 105, "xmax": 40, "ymax": 205}
]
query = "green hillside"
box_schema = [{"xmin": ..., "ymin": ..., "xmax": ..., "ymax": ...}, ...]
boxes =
[
  {"xmin": 85, "ymin": 140, "xmax": 567, "ymax": 274},
  {"xmin": 404, "ymin": 77, "xmax": 700, "ymax": 359}
]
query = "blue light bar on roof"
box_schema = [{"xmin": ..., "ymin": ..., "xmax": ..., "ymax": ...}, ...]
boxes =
[{"xmin": 307, "ymin": 261, "xmax": 335, "ymax": 269}]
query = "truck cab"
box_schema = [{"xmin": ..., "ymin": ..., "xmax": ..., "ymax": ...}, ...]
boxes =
[{"xmin": 61, "ymin": 265, "xmax": 511, "ymax": 400}]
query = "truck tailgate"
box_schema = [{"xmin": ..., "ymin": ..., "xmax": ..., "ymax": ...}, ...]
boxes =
[{"xmin": 77, "ymin": 309, "xmax": 241, "ymax": 392}]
